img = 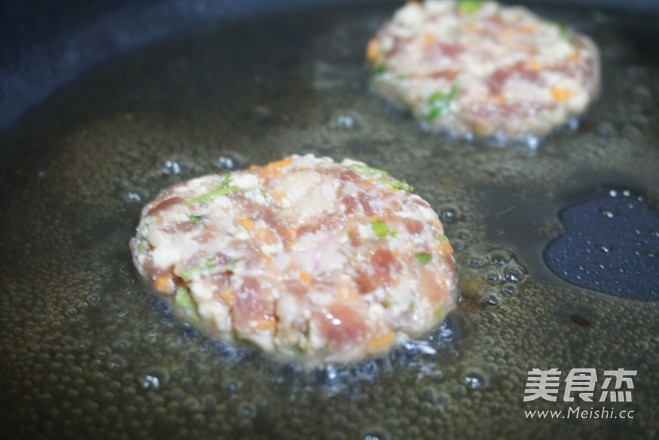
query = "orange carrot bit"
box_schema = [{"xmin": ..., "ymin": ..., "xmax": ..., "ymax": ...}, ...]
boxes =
[
  {"xmin": 492, "ymin": 94, "xmax": 507, "ymax": 105},
  {"xmin": 519, "ymin": 23, "xmax": 539, "ymax": 33},
  {"xmin": 239, "ymin": 218, "xmax": 256, "ymax": 231},
  {"xmin": 248, "ymin": 165, "xmax": 261, "ymax": 173},
  {"xmin": 255, "ymin": 228, "xmax": 277, "ymax": 245},
  {"xmin": 435, "ymin": 234, "xmax": 454, "ymax": 255},
  {"xmin": 261, "ymin": 157, "xmax": 293, "ymax": 179},
  {"xmin": 367, "ymin": 39, "xmax": 381, "ymax": 62},
  {"xmin": 568, "ymin": 50, "xmax": 582, "ymax": 62},
  {"xmin": 255, "ymin": 317, "xmax": 277, "ymax": 331},
  {"xmin": 220, "ymin": 290, "xmax": 236, "ymax": 305},
  {"xmin": 337, "ymin": 284, "xmax": 358, "ymax": 301},
  {"xmin": 422, "ymin": 33, "xmax": 436, "ymax": 46},
  {"xmin": 526, "ymin": 60, "xmax": 543, "ymax": 73},
  {"xmin": 299, "ymin": 271, "xmax": 315, "ymax": 284},
  {"xmin": 467, "ymin": 24, "xmax": 485, "ymax": 34},
  {"xmin": 259, "ymin": 250, "xmax": 272, "ymax": 266},
  {"xmin": 367, "ymin": 331, "xmax": 396, "ymax": 353},
  {"xmin": 550, "ymin": 87, "xmax": 572, "ymax": 102},
  {"xmin": 154, "ymin": 276, "xmax": 174, "ymax": 293}
]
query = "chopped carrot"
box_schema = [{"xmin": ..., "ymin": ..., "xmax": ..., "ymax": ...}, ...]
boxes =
[
  {"xmin": 337, "ymin": 284, "xmax": 358, "ymax": 301},
  {"xmin": 248, "ymin": 165, "xmax": 261, "ymax": 173},
  {"xmin": 423, "ymin": 33, "xmax": 436, "ymax": 46},
  {"xmin": 367, "ymin": 39, "xmax": 381, "ymax": 62},
  {"xmin": 367, "ymin": 331, "xmax": 396, "ymax": 353},
  {"xmin": 467, "ymin": 25, "xmax": 485, "ymax": 34},
  {"xmin": 492, "ymin": 94, "xmax": 507, "ymax": 105},
  {"xmin": 154, "ymin": 276, "xmax": 173, "ymax": 293},
  {"xmin": 273, "ymin": 191, "xmax": 286, "ymax": 201},
  {"xmin": 527, "ymin": 60, "xmax": 543, "ymax": 72},
  {"xmin": 259, "ymin": 251, "xmax": 272, "ymax": 266},
  {"xmin": 221, "ymin": 290, "xmax": 236, "ymax": 305},
  {"xmin": 435, "ymin": 234, "xmax": 453, "ymax": 255},
  {"xmin": 519, "ymin": 23, "xmax": 539, "ymax": 33},
  {"xmin": 550, "ymin": 87, "xmax": 572, "ymax": 102},
  {"xmin": 261, "ymin": 157, "xmax": 293, "ymax": 179},
  {"xmin": 299, "ymin": 272, "xmax": 315, "ymax": 283},
  {"xmin": 568, "ymin": 51, "xmax": 581, "ymax": 62},
  {"xmin": 239, "ymin": 218, "xmax": 256, "ymax": 231},
  {"xmin": 255, "ymin": 318, "xmax": 277, "ymax": 331},
  {"xmin": 256, "ymin": 228, "xmax": 277, "ymax": 244}
]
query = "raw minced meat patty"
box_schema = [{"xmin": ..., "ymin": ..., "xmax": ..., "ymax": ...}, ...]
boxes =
[
  {"xmin": 130, "ymin": 155, "xmax": 457, "ymax": 366},
  {"xmin": 367, "ymin": 0, "xmax": 600, "ymax": 139}
]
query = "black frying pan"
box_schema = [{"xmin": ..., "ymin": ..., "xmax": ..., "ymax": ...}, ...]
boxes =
[{"xmin": 1, "ymin": 1, "xmax": 658, "ymax": 439}]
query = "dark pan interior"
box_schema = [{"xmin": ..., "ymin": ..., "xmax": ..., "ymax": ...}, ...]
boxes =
[{"xmin": 1, "ymin": 1, "xmax": 658, "ymax": 439}]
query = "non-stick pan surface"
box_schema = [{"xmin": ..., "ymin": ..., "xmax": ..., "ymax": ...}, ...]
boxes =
[{"xmin": 0, "ymin": 1, "xmax": 658, "ymax": 439}]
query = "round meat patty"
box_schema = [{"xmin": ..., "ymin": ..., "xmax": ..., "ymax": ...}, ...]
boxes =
[
  {"xmin": 130, "ymin": 155, "xmax": 457, "ymax": 367},
  {"xmin": 367, "ymin": 0, "xmax": 600, "ymax": 139}
]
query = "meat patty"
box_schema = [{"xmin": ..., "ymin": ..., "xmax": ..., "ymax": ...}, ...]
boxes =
[
  {"xmin": 367, "ymin": 0, "xmax": 600, "ymax": 139},
  {"xmin": 130, "ymin": 155, "xmax": 457, "ymax": 367}
]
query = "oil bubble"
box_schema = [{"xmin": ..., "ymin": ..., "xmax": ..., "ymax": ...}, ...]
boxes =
[
  {"xmin": 489, "ymin": 250, "xmax": 513, "ymax": 267},
  {"xmin": 599, "ymin": 206, "xmax": 617, "ymax": 218},
  {"xmin": 124, "ymin": 191, "xmax": 142, "ymax": 203},
  {"xmin": 107, "ymin": 354, "xmax": 126, "ymax": 371},
  {"xmin": 363, "ymin": 431, "xmax": 387, "ymax": 440},
  {"xmin": 438, "ymin": 205, "xmax": 459, "ymax": 223},
  {"xmin": 501, "ymin": 283, "xmax": 517, "ymax": 296},
  {"xmin": 212, "ymin": 154, "xmax": 244, "ymax": 170},
  {"xmin": 161, "ymin": 160, "xmax": 181, "ymax": 175},
  {"xmin": 485, "ymin": 271, "xmax": 500, "ymax": 284},
  {"xmin": 335, "ymin": 115, "xmax": 357, "ymax": 129},
  {"xmin": 464, "ymin": 372, "xmax": 486, "ymax": 390},
  {"xmin": 503, "ymin": 267, "xmax": 525, "ymax": 283},
  {"xmin": 482, "ymin": 294, "xmax": 499, "ymax": 307},
  {"xmin": 594, "ymin": 243, "xmax": 611, "ymax": 253}
]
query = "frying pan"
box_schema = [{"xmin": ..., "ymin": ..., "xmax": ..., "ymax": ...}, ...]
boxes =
[{"xmin": 1, "ymin": 1, "xmax": 658, "ymax": 439}]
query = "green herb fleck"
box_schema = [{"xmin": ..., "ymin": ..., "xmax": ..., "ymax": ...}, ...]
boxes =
[
  {"xmin": 175, "ymin": 287, "xmax": 199, "ymax": 322},
  {"xmin": 371, "ymin": 219, "xmax": 397, "ymax": 239},
  {"xmin": 458, "ymin": 0, "xmax": 484, "ymax": 15},
  {"xmin": 179, "ymin": 258, "xmax": 218, "ymax": 282},
  {"xmin": 426, "ymin": 85, "xmax": 459, "ymax": 120},
  {"xmin": 188, "ymin": 215, "xmax": 203, "ymax": 222},
  {"xmin": 136, "ymin": 239, "xmax": 146, "ymax": 253},
  {"xmin": 373, "ymin": 63, "xmax": 387, "ymax": 75},
  {"xmin": 433, "ymin": 305, "xmax": 444, "ymax": 324},
  {"xmin": 188, "ymin": 174, "xmax": 239, "ymax": 204},
  {"xmin": 415, "ymin": 253, "xmax": 433, "ymax": 265},
  {"xmin": 348, "ymin": 163, "xmax": 413, "ymax": 192},
  {"xmin": 383, "ymin": 299, "xmax": 395, "ymax": 309}
]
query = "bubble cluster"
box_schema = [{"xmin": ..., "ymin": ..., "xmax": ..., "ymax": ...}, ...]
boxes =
[{"xmin": 0, "ymin": 2, "xmax": 657, "ymax": 439}]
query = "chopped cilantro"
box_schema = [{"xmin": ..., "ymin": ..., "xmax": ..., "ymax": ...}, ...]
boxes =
[
  {"xmin": 433, "ymin": 305, "xmax": 444, "ymax": 324},
  {"xmin": 415, "ymin": 253, "xmax": 433, "ymax": 265},
  {"xmin": 373, "ymin": 63, "xmax": 388, "ymax": 75},
  {"xmin": 556, "ymin": 21, "xmax": 570, "ymax": 38},
  {"xmin": 179, "ymin": 258, "xmax": 218, "ymax": 282},
  {"xmin": 371, "ymin": 219, "xmax": 397, "ymax": 239},
  {"xmin": 188, "ymin": 215, "xmax": 203, "ymax": 222},
  {"xmin": 175, "ymin": 287, "xmax": 199, "ymax": 322},
  {"xmin": 188, "ymin": 174, "xmax": 238, "ymax": 204},
  {"xmin": 426, "ymin": 85, "xmax": 459, "ymax": 120},
  {"xmin": 458, "ymin": 0, "xmax": 484, "ymax": 15},
  {"xmin": 348, "ymin": 163, "xmax": 413, "ymax": 192}
]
